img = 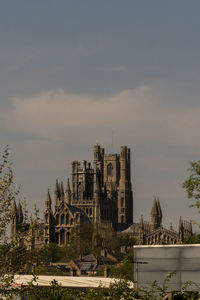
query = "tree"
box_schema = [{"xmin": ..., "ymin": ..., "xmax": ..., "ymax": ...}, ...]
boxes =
[
  {"xmin": 0, "ymin": 146, "xmax": 18, "ymax": 242},
  {"xmin": 183, "ymin": 161, "xmax": 200, "ymax": 212}
]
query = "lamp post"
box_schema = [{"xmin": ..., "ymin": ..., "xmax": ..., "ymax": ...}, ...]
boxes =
[{"xmin": 130, "ymin": 260, "xmax": 148, "ymax": 289}]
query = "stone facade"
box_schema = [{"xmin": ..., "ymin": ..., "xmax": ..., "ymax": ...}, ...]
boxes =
[
  {"xmin": 33, "ymin": 145, "xmax": 133, "ymax": 246},
  {"xmin": 11, "ymin": 145, "xmax": 193, "ymax": 247},
  {"xmin": 122, "ymin": 197, "xmax": 193, "ymax": 245}
]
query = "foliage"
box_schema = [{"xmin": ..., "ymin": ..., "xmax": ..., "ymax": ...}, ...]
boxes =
[
  {"xmin": 183, "ymin": 233, "xmax": 200, "ymax": 244},
  {"xmin": 183, "ymin": 161, "xmax": 200, "ymax": 212},
  {"xmin": 24, "ymin": 277, "xmax": 200, "ymax": 300},
  {"xmin": 96, "ymin": 254, "xmax": 134, "ymax": 281},
  {"xmin": 39, "ymin": 243, "xmax": 65, "ymax": 264},
  {"xmin": 0, "ymin": 146, "xmax": 19, "ymax": 242}
]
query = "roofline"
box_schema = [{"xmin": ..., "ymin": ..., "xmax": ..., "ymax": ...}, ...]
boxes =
[{"xmin": 134, "ymin": 244, "xmax": 200, "ymax": 248}]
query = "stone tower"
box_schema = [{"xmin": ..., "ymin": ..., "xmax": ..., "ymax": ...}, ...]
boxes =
[
  {"xmin": 44, "ymin": 189, "xmax": 54, "ymax": 244},
  {"xmin": 151, "ymin": 197, "xmax": 162, "ymax": 230}
]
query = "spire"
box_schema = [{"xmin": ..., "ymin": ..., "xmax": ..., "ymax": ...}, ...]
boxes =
[
  {"xmin": 17, "ymin": 201, "xmax": 23, "ymax": 224},
  {"xmin": 55, "ymin": 179, "xmax": 60, "ymax": 197},
  {"xmin": 60, "ymin": 181, "xmax": 64, "ymax": 199},
  {"xmin": 139, "ymin": 214, "xmax": 144, "ymax": 230},
  {"xmin": 54, "ymin": 179, "xmax": 60, "ymax": 207},
  {"xmin": 45, "ymin": 189, "xmax": 52, "ymax": 209},
  {"xmin": 156, "ymin": 198, "xmax": 162, "ymax": 219},
  {"xmin": 156, "ymin": 197, "xmax": 162, "ymax": 226},
  {"xmin": 151, "ymin": 197, "xmax": 159, "ymax": 230},
  {"xmin": 65, "ymin": 178, "xmax": 71, "ymax": 205},
  {"xmin": 151, "ymin": 197, "xmax": 159, "ymax": 218},
  {"xmin": 65, "ymin": 178, "xmax": 71, "ymax": 193}
]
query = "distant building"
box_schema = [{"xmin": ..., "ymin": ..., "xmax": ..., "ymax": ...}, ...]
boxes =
[
  {"xmin": 11, "ymin": 145, "xmax": 133, "ymax": 247},
  {"xmin": 121, "ymin": 197, "xmax": 193, "ymax": 244},
  {"xmin": 10, "ymin": 145, "xmax": 193, "ymax": 247}
]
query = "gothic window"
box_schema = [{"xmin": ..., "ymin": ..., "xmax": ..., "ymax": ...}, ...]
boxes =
[
  {"xmin": 61, "ymin": 214, "xmax": 64, "ymax": 225},
  {"xmin": 121, "ymin": 215, "xmax": 124, "ymax": 223},
  {"xmin": 66, "ymin": 214, "xmax": 69, "ymax": 225},
  {"xmin": 45, "ymin": 214, "xmax": 48, "ymax": 223},
  {"xmin": 45, "ymin": 227, "xmax": 48, "ymax": 235},
  {"xmin": 107, "ymin": 163, "xmax": 113, "ymax": 177},
  {"xmin": 55, "ymin": 232, "xmax": 59, "ymax": 244},
  {"xmin": 89, "ymin": 208, "xmax": 92, "ymax": 216},
  {"xmin": 60, "ymin": 229, "xmax": 65, "ymax": 245},
  {"xmin": 66, "ymin": 231, "xmax": 70, "ymax": 241},
  {"xmin": 121, "ymin": 197, "xmax": 124, "ymax": 207},
  {"xmin": 86, "ymin": 208, "xmax": 89, "ymax": 214},
  {"xmin": 56, "ymin": 214, "xmax": 59, "ymax": 225},
  {"xmin": 78, "ymin": 184, "xmax": 83, "ymax": 201},
  {"xmin": 70, "ymin": 218, "xmax": 73, "ymax": 225}
]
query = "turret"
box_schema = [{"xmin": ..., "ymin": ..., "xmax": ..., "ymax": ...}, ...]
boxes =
[
  {"xmin": 65, "ymin": 178, "xmax": 71, "ymax": 205},
  {"xmin": 44, "ymin": 189, "xmax": 54, "ymax": 244},
  {"xmin": 54, "ymin": 179, "xmax": 60, "ymax": 207},
  {"xmin": 45, "ymin": 189, "xmax": 52, "ymax": 209},
  {"xmin": 156, "ymin": 198, "xmax": 162, "ymax": 227},
  {"xmin": 60, "ymin": 181, "xmax": 64, "ymax": 203},
  {"xmin": 94, "ymin": 170, "xmax": 101, "ymax": 224},
  {"xmin": 151, "ymin": 197, "xmax": 159, "ymax": 230}
]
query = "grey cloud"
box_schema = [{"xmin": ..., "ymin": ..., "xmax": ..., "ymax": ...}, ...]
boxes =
[{"xmin": 2, "ymin": 86, "xmax": 200, "ymax": 227}]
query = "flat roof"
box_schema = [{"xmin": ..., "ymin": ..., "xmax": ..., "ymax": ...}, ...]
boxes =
[
  {"xmin": 133, "ymin": 244, "xmax": 200, "ymax": 248},
  {"xmin": 13, "ymin": 275, "xmax": 121, "ymax": 288}
]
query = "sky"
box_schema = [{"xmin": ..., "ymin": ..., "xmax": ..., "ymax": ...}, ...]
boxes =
[{"xmin": 1, "ymin": 0, "xmax": 200, "ymax": 229}]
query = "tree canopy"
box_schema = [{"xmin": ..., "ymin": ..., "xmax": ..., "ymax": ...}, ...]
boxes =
[{"xmin": 183, "ymin": 161, "xmax": 200, "ymax": 212}]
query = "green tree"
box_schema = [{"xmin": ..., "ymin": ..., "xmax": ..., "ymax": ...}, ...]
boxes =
[
  {"xmin": 183, "ymin": 161, "xmax": 200, "ymax": 212},
  {"xmin": 183, "ymin": 233, "xmax": 200, "ymax": 244}
]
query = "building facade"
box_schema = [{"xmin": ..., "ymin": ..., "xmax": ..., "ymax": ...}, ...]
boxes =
[
  {"xmin": 43, "ymin": 144, "xmax": 133, "ymax": 245},
  {"xmin": 11, "ymin": 145, "xmax": 193, "ymax": 247},
  {"xmin": 122, "ymin": 197, "xmax": 193, "ymax": 245}
]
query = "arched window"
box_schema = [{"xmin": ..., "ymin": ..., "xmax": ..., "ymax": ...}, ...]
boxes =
[
  {"xmin": 56, "ymin": 214, "xmax": 59, "ymax": 225},
  {"xmin": 107, "ymin": 163, "xmax": 113, "ymax": 177},
  {"xmin": 60, "ymin": 229, "xmax": 65, "ymax": 245},
  {"xmin": 121, "ymin": 198, "xmax": 124, "ymax": 207},
  {"xmin": 55, "ymin": 232, "xmax": 59, "ymax": 244},
  {"xmin": 45, "ymin": 214, "xmax": 48, "ymax": 224},
  {"xmin": 61, "ymin": 214, "xmax": 64, "ymax": 225},
  {"xmin": 78, "ymin": 184, "xmax": 83, "ymax": 200},
  {"xmin": 70, "ymin": 218, "xmax": 73, "ymax": 225},
  {"xmin": 66, "ymin": 214, "xmax": 69, "ymax": 225}
]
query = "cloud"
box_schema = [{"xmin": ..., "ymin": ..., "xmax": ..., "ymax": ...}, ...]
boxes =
[
  {"xmin": 2, "ymin": 86, "xmax": 200, "ymax": 226},
  {"xmin": 2, "ymin": 86, "xmax": 200, "ymax": 149}
]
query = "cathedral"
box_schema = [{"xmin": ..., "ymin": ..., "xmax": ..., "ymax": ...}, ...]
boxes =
[
  {"xmin": 43, "ymin": 145, "xmax": 133, "ymax": 245},
  {"xmin": 11, "ymin": 144, "xmax": 193, "ymax": 247}
]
